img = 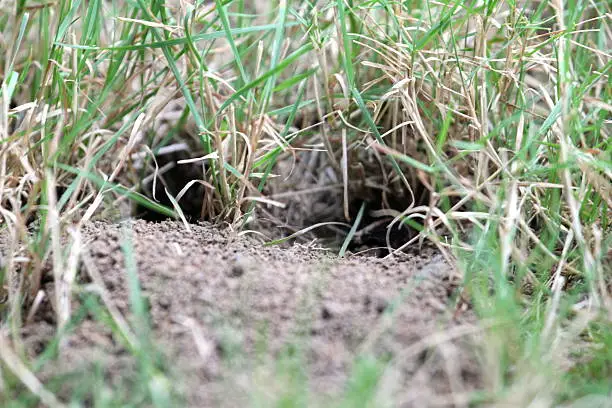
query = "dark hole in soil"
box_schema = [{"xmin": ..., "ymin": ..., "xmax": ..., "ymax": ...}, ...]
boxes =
[
  {"xmin": 135, "ymin": 148, "xmax": 207, "ymax": 223},
  {"xmin": 135, "ymin": 146, "xmax": 430, "ymax": 257},
  {"xmin": 135, "ymin": 115, "xmax": 432, "ymax": 257},
  {"xmin": 345, "ymin": 180, "xmax": 430, "ymax": 254}
]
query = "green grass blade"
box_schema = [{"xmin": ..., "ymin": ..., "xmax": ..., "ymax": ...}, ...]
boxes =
[{"xmin": 339, "ymin": 201, "xmax": 366, "ymax": 257}]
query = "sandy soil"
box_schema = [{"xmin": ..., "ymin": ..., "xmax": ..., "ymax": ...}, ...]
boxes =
[{"xmin": 12, "ymin": 221, "xmax": 481, "ymax": 407}]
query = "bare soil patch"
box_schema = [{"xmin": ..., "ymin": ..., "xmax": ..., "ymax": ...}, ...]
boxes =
[{"xmin": 15, "ymin": 221, "xmax": 481, "ymax": 407}]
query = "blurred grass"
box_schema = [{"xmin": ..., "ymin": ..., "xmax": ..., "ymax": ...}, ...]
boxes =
[{"xmin": 1, "ymin": 0, "xmax": 610, "ymax": 406}]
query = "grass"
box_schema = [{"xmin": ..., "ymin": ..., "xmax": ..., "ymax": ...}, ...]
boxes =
[{"xmin": 1, "ymin": 0, "xmax": 610, "ymax": 406}]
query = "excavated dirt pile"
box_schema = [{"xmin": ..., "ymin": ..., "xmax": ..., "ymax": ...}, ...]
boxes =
[{"xmin": 14, "ymin": 220, "xmax": 481, "ymax": 407}]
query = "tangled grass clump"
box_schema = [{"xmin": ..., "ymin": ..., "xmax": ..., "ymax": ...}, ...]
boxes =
[{"xmin": 0, "ymin": 0, "xmax": 610, "ymax": 406}]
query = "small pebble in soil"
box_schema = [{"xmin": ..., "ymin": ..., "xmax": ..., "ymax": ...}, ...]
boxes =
[
  {"xmin": 228, "ymin": 255, "xmax": 248, "ymax": 278},
  {"xmin": 363, "ymin": 293, "xmax": 389, "ymax": 315},
  {"xmin": 321, "ymin": 306, "xmax": 332, "ymax": 320},
  {"xmin": 321, "ymin": 301, "xmax": 349, "ymax": 320}
]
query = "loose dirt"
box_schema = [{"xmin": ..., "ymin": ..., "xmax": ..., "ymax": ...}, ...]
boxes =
[{"xmin": 12, "ymin": 221, "xmax": 481, "ymax": 407}]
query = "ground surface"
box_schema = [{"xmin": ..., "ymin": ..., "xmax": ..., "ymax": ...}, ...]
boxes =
[{"xmin": 15, "ymin": 221, "xmax": 481, "ymax": 407}]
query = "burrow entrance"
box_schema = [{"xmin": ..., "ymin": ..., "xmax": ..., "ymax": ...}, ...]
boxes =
[{"xmin": 134, "ymin": 131, "xmax": 432, "ymax": 257}]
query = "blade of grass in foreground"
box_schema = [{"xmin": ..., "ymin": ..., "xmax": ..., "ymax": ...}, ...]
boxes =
[
  {"xmin": 121, "ymin": 227, "xmax": 173, "ymax": 408},
  {"xmin": 215, "ymin": 0, "xmax": 250, "ymax": 85},
  {"xmin": 336, "ymin": 0, "xmax": 410, "ymax": 189},
  {"xmin": 5, "ymin": 12, "xmax": 29, "ymax": 77},
  {"xmin": 212, "ymin": 42, "xmax": 315, "ymax": 120},
  {"xmin": 58, "ymin": 164, "xmax": 176, "ymax": 218},
  {"xmin": 55, "ymin": 23, "xmax": 299, "ymax": 51},
  {"xmin": 259, "ymin": 0, "xmax": 290, "ymax": 112},
  {"xmin": 339, "ymin": 201, "xmax": 366, "ymax": 257},
  {"xmin": 121, "ymin": 227, "xmax": 148, "ymax": 339}
]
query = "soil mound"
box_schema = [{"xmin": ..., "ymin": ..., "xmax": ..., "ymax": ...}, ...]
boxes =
[{"xmin": 17, "ymin": 221, "xmax": 480, "ymax": 407}]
